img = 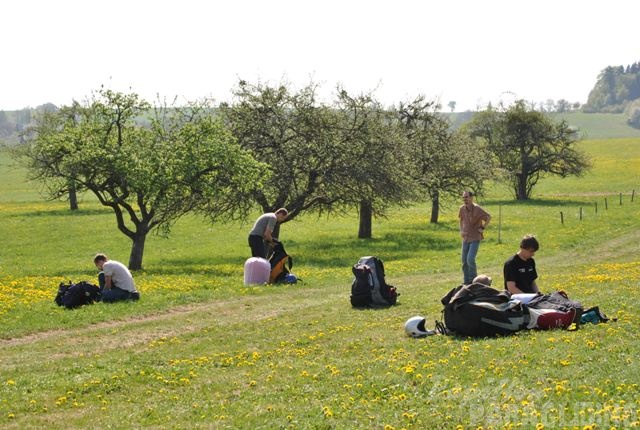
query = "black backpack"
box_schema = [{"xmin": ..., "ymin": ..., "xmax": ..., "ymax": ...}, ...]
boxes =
[
  {"xmin": 269, "ymin": 241, "xmax": 293, "ymax": 283},
  {"xmin": 350, "ymin": 256, "xmax": 398, "ymax": 307},
  {"xmin": 441, "ymin": 283, "xmax": 527, "ymax": 337},
  {"xmin": 55, "ymin": 281, "xmax": 101, "ymax": 309}
]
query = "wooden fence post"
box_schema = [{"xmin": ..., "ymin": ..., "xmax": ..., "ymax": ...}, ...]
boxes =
[
  {"xmin": 605, "ymin": 198, "xmax": 608, "ymax": 210},
  {"xmin": 620, "ymin": 193, "xmax": 623, "ymax": 205},
  {"xmin": 580, "ymin": 207, "xmax": 583, "ymax": 220},
  {"xmin": 497, "ymin": 204, "xmax": 502, "ymax": 244},
  {"xmin": 560, "ymin": 211, "xmax": 564, "ymax": 224}
]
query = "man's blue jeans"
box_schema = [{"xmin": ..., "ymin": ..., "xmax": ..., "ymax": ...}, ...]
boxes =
[
  {"xmin": 98, "ymin": 271, "xmax": 139, "ymax": 303},
  {"xmin": 461, "ymin": 240, "xmax": 480, "ymax": 284}
]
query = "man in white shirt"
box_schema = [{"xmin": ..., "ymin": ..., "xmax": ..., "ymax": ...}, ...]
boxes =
[{"xmin": 94, "ymin": 254, "xmax": 140, "ymax": 302}]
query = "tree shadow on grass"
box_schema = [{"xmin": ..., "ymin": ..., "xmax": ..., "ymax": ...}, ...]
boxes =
[
  {"xmin": 491, "ymin": 198, "xmax": 592, "ymax": 208},
  {"xmin": 281, "ymin": 227, "xmax": 460, "ymax": 267},
  {"xmin": 142, "ymin": 218, "xmax": 462, "ymax": 276},
  {"xmin": 350, "ymin": 303, "xmax": 404, "ymax": 311},
  {"xmin": 10, "ymin": 207, "xmax": 109, "ymax": 218}
]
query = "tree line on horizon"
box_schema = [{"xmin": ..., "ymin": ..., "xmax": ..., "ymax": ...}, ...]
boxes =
[
  {"xmin": 2, "ymin": 58, "xmax": 639, "ymax": 130},
  {"xmin": 583, "ymin": 60, "xmax": 640, "ymax": 128},
  {"xmin": 7, "ymin": 82, "xmax": 589, "ymax": 270}
]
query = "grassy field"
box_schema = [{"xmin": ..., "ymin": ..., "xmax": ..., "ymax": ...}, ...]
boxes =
[
  {"xmin": 552, "ymin": 112, "xmax": 640, "ymax": 140},
  {"xmin": 0, "ymin": 136, "xmax": 639, "ymax": 429}
]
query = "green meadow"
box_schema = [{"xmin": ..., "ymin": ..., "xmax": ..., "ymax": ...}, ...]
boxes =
[
  {"xmin": 553, "ymin": 112, "xmax": 640, "ymax": 140},
  {"xmin": 0, "ymin": 134, "xmax": 639, "ymax": 429}
]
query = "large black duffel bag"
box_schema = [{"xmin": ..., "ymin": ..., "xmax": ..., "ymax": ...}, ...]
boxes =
[{"xmin": 441, "ymin": 283, "xmax": 527, "ymax": 337}]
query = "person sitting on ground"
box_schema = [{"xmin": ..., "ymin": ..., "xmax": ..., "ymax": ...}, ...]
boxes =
[
  {"xmin": 94, "ymin": 253, "xmax": 140, "ymax": 303},
  {"xmin": 472, "ymin": 274, "xmax": 493, "ymax": 287},
  {"xmin": 503, "ymin": 234, "xmax": 540, "ymax": 295},
  {"xmin": 247, "ymin": 208, "xmax": 289, "ymax": 259}
]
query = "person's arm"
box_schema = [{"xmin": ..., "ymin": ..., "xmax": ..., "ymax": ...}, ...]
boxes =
[
  {"xmin": 482, "ymin": 213, "xmax": 491, "ymax": 229},
  {"xmin": 477, "ymin": 208, "xmax": 491, "ymax": 232},
  {"xmin": 263, "ymin": 226, "xmax": 274, "ymax": 243},
  {"xmin": 104, "ymin": 275, "xmax": 113, "ymax": 290},
  {"xmin": 504, "ymin": 260, "xmax": 518, "ymax": 293},
  {"xmin": 263, "ymin": 216, "xmax": 278, "ymax": 243},
  {"xmin": 530, "ymin": 281, "xmax": 540, "ymax": 293},
  {"xmin": 506, "ymin": 281, "xmax": 524, "ymax": 294}
]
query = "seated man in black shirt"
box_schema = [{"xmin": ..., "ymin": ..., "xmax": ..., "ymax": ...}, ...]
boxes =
[{"xmin": 503, "ymin": 235, "xmax": 540, "ymax": 294}]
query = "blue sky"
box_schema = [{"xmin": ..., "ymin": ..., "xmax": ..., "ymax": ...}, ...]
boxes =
[{"xmin": 2, "ymin": 0, "xmax": 639, "ymax": 111}]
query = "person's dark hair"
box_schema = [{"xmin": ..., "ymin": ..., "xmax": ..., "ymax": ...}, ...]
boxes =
[
  {"xmin": 275, "ymin": 208, "xmax": 288, "ymax": 217},
  {"xmin": 466, "ymin": 191, "xmax": 474, "ymax": 197},
  {"xmin": 473, "ymin": 274, "xmax": 492, "ymax": 286},
  {"xmin": 520, "ymin": 235, "xmax": 539, "ymax": 251},
  {"xmin": 93, "ymin": 253, "xmax": 108, "ymax": 264}
]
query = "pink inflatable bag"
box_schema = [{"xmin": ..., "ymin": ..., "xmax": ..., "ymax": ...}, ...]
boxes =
[{"xmin": 244, "ymin": 257, "xmax": 270, "ymax": 285}]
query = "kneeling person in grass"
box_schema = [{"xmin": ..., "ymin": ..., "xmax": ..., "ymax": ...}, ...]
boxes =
[{"xmin": 94, "ymin": 254, "xmax": 140, "ymax": 303}]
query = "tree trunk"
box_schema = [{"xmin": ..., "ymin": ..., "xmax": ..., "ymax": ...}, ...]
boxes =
[
  {"xmin": 516, "ymin": 174, "xmax": 528, "ymax": 200},
  {"xmin": 430, "ymin": 191, "xmax": 440, "ymax": 223},
  {"xmin": 68, "ymin": 180, "xmax": 78, "ymax": 210},
  {"xmin": 128, "ymin": 232, "xmax": 147, "ymax": 271},
  {"xmin": 358, "ymin": 200, "xmax": 372, "ymax": 239}
]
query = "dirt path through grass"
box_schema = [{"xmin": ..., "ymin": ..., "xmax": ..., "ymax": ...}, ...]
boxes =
[{"xmin": 0, "ymin": 286, "xmax": 345, "ymax": 372}]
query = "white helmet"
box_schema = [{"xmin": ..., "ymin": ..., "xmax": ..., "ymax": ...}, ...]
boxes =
[{"xmin": 404, "ymin": 316, "xmax": 433, "ymax": 338}]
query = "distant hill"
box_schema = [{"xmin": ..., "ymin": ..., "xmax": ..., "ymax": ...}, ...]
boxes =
[
  {"xmin": 0, "ymin": 104, "xmax": 57, "ymax": 146},
  {"xmin": 550, "ymin": 112, "xmax": 640, "ymax": 140},
  {"xmin": 4, "ymin": 107, "xmax": 640, "ymax": 149},
  {"xmin": 583, "ymin": 62, "xmax": 640, "ymax": 113},
  {"xmin": 442, "ymin": 111, "xmax": 640, "ymax": 140}
]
